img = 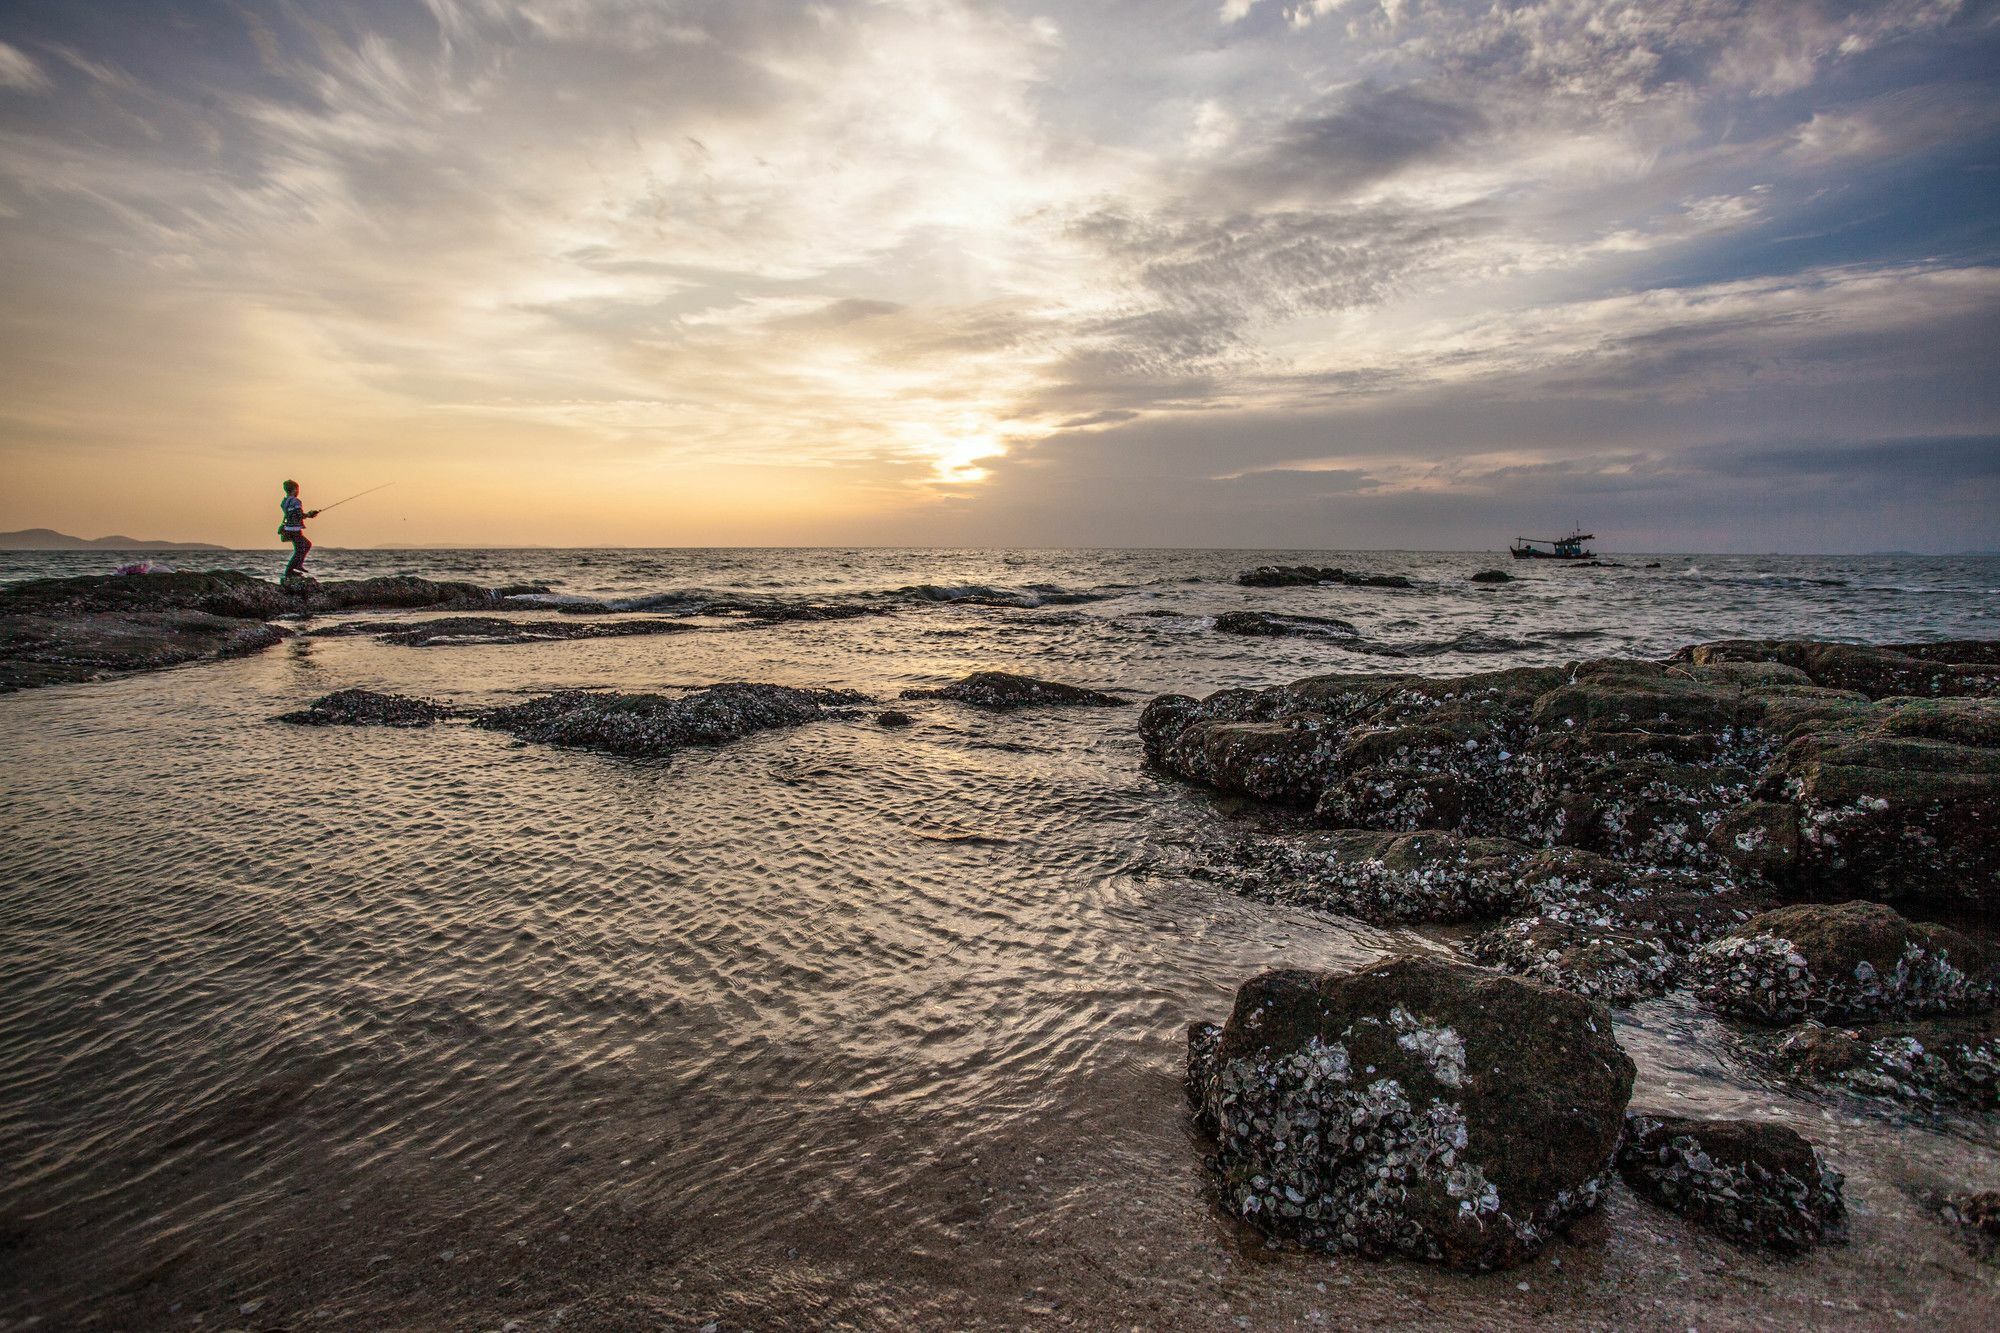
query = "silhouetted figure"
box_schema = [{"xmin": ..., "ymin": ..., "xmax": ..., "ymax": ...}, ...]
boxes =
[{"xmin": 279, "ymin": 480, "xmax": 319, "ymax": 581}]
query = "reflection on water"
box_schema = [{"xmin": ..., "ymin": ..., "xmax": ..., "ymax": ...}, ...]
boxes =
[{"xmin": 1, "ymin": 549, "xmax": 1996, "ymax": 1328}]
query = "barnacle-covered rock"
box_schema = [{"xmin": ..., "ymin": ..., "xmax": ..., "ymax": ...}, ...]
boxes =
[
  {"xmin": 1469, "ymin": 918, "xmax": 1677, "ymax": 1006},
  {"xmin": 1930, "ymin": 1191, "xmax": 2000, "ymax": 1263},
  {"xmin": 1617, "ymin": 1113, "xmax": 1846, "ymax": 1254},
  {"xmin": 1755, "ymin": 1016, "xmax": 1998, "ymax": 1112},
  {"xmin": 1469, "ymin": 570, "xmax": 1513, "ymax": 584},
  {"xmin": 1515, "ymin": 849, "xmax": 1770, "ymax": 949},
  {"xmin": 899, "ymin": 671, "xmax": 1125, "ymax": 710},
  {"xmin": 1225, "ymin": 830, "xmax": 1533, "ymax": 924},
  {"xmin": 1679, "ymin": 640, "xmax": 2000, "ymax": 700},
  {"xmin": 276, "ymin": 688, "xmax": 458, "ymax": 727},
  {"xmin": 478, "ymin": 683, "xmax": 867, "ymax": 757},
  {"xmin": 1470, "ymin": 853, "xmax": 1771, "ymax": 1004},
  {"xmin": 1688, "ymin": 901, "xmax": 2000, "ymax": 1025},
  {"xmin": 1758, "ymin": 697, "xmax": 2000, "ymax": 908},
  {"xmin": 1186, "ymin": 955, "xmax": 1634, "ymax": 1270}
]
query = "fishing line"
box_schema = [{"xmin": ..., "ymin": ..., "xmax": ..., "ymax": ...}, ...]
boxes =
[{"xmin": 316, "ymin": 480, "xmax": 394, "ymax": 510}]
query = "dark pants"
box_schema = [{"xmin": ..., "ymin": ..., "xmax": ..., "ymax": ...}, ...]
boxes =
[{"xmin": 284, "ymin": 532, "xmax": 311, "ymax": 578}]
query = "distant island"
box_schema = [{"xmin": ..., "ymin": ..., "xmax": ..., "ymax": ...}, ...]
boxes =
[{"xmin": 0, "ymin": 528, "xmax": 227, "ymax": 551}]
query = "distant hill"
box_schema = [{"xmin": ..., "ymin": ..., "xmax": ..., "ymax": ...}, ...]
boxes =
[{"xmin": 0, "ymin": 528, "xmax": 227, "ymax": 551}]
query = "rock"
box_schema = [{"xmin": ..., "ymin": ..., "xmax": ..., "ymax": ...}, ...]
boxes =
[
  {"xmin": 716, "ymin": 601, "xmax": 890, "ymax": 622},
  {"xmin": 1238, "ymin": 566, "xmax": 1413, "ymax": 589},
  {"xmin": 479, "ymin": 683, "xmax": 868, "ymax": 758},
  {"xmin": 1225, "ymin": 830, "xmax": 1532, "ymax": 924},
  {"xmin": 876, "ymin": 710, "xmax": 915, "ymax": 728},
  {"xmin": 1470, "ymin": 570, "xmax": 1513, "ymax": 584},
  {"xmin": 1681, "ymin": 639, "xmax": 2000, "ymax": 700},
  {"xmin": 0, "ymin": 570, "xmax": 511, "ymax": 692},
  {"xmin": 1688, "ymin": 901, "xmax": 2000, "ymax": 1025},
  {"xmin": 1617, "ymin": 1114, "xmax": 1845, "ymax": 1254},
  {"xmin": 899, "ymin": 671, "xmax": 1126, "ymax": 710},
  {"xmin": 311, "ymin": 616, "xmax": 703, "ymax": 647},
  {"xmin": 892, "ymin": 583, "xmax": 1110, "ymax": 608},
  {"xmin": 276, "ymin": 689, "xmax": 458, "ymax": 727},
  {"xmin": 1930, "ymin": 1191, "xmax": 2000, "ymax": 1262},
  {"xmin": 1470, "ymin": 852, "xmax": 1771, "ymax": 1005},
  {"xmin": 1141, "ymin": 646, "xmax": 2000, "ymax": 910},
  {"xmin": 1469, "ymin": 918, "xmax": 1677, "ymax": 1006},
  {"xmin": 1756, "ymin": 1015, "xmax": 1998, "ymax": 1112},
  {"xmin": 1757, "ymin": 697, "xmax": 2000, "ymax": 908},
  {"xmin": 0, "ymin": 611, "xmax": 287, "ymax": 693},
  {"xmin": 1212, "ymin": 611, "xmax": 1359, "ymax": 639},
  {"xmin": 1186, "ymin": 955, "xmax": 1634, "ymax": 1270}
]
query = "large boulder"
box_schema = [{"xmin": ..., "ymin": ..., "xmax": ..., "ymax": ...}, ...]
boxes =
[
  {"xmin": 1617, "ymin": 1113, "xmax": 1845, "ymax": 1254},
  {"xmin": 899, "ymin": 671, "xmax": 1125, "ymax": 710},
  {"xmin": 1688, "ymin": 901, "xmax": 2000, "ymax": 1025},
  {"xmin": 1185, "ymin": 956, "xmax": 1634, "ymax": 1270}
]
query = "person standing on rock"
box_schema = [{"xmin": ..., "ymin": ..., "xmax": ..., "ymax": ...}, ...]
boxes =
[{"xmin": 279, "ymin": 480, "xmax": 319, "ymax": 582}]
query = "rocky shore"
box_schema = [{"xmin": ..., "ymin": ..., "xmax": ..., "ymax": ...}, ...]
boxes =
[{"xmin": 1162, "ymin": 638, "xmax": 1999, "ymax": 1266}]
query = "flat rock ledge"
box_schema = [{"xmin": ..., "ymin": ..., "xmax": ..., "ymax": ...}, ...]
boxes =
[
  {"xmin": 1617, "ymin": 1113, "xmax": 1846, "ymax": 1255},
  {"xmin": 0, "ymin": 570, "xmax": 513, "ymax": 691},
  {"xmin": 1186, "ymin": 955, "xmax": 1633, "ymax": 1271},
  {"xmin": 900, "ymin": 671, "xmax": 1126, "ymax": 710},
  {"xmin": 278, "ymin": 682, "xmax": 867, "ymax": 759}
]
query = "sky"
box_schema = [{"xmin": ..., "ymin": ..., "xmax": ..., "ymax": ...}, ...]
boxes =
[{"xmin": 0, "ymin": 0, "xmax": 1996, "ymax": 552}]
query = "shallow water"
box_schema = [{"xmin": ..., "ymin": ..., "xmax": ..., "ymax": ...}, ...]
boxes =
[{"xmin": 2, "ymin": 549, "xmax": 1997, "ymax": 1330}]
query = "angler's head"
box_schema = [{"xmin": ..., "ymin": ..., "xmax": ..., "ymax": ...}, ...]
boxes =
[{"xmin": 283, "ymin": 480, "xmax": 298, "ymax": 495}]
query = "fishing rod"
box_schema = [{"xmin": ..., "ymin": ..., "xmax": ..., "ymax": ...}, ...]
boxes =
[{"xmin": 315, "ymin": 482, "xmax": 393, "ymax": 514}]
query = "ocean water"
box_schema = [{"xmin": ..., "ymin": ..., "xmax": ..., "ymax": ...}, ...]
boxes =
[{"xmin": 1, "ymin": 548, "xmax": 1996, "ymax": 1330}]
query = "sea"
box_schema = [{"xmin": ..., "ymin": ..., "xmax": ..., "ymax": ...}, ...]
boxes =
[{"xmin": 2, "ymin": 547, "xmax": 1996, "ymax": 1329}]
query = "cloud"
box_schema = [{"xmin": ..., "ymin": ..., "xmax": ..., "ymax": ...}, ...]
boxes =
[
  {"xmin": 0, "ymin": 0, "xmax": 1994, "ymax": 546},
  {"xmin": 0, "ymin": 40, "xmax": 48, "ymax": 93}
]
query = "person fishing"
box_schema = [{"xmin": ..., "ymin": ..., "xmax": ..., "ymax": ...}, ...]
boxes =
[{"xmin": 279, "ymin": 480, "xmax": 318, "ymax": 581}]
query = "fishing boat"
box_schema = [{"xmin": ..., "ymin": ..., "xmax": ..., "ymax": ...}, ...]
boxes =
[{"xmin": 1510, "ymin": 529, "xmax": 1595, "ymax": 559}]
